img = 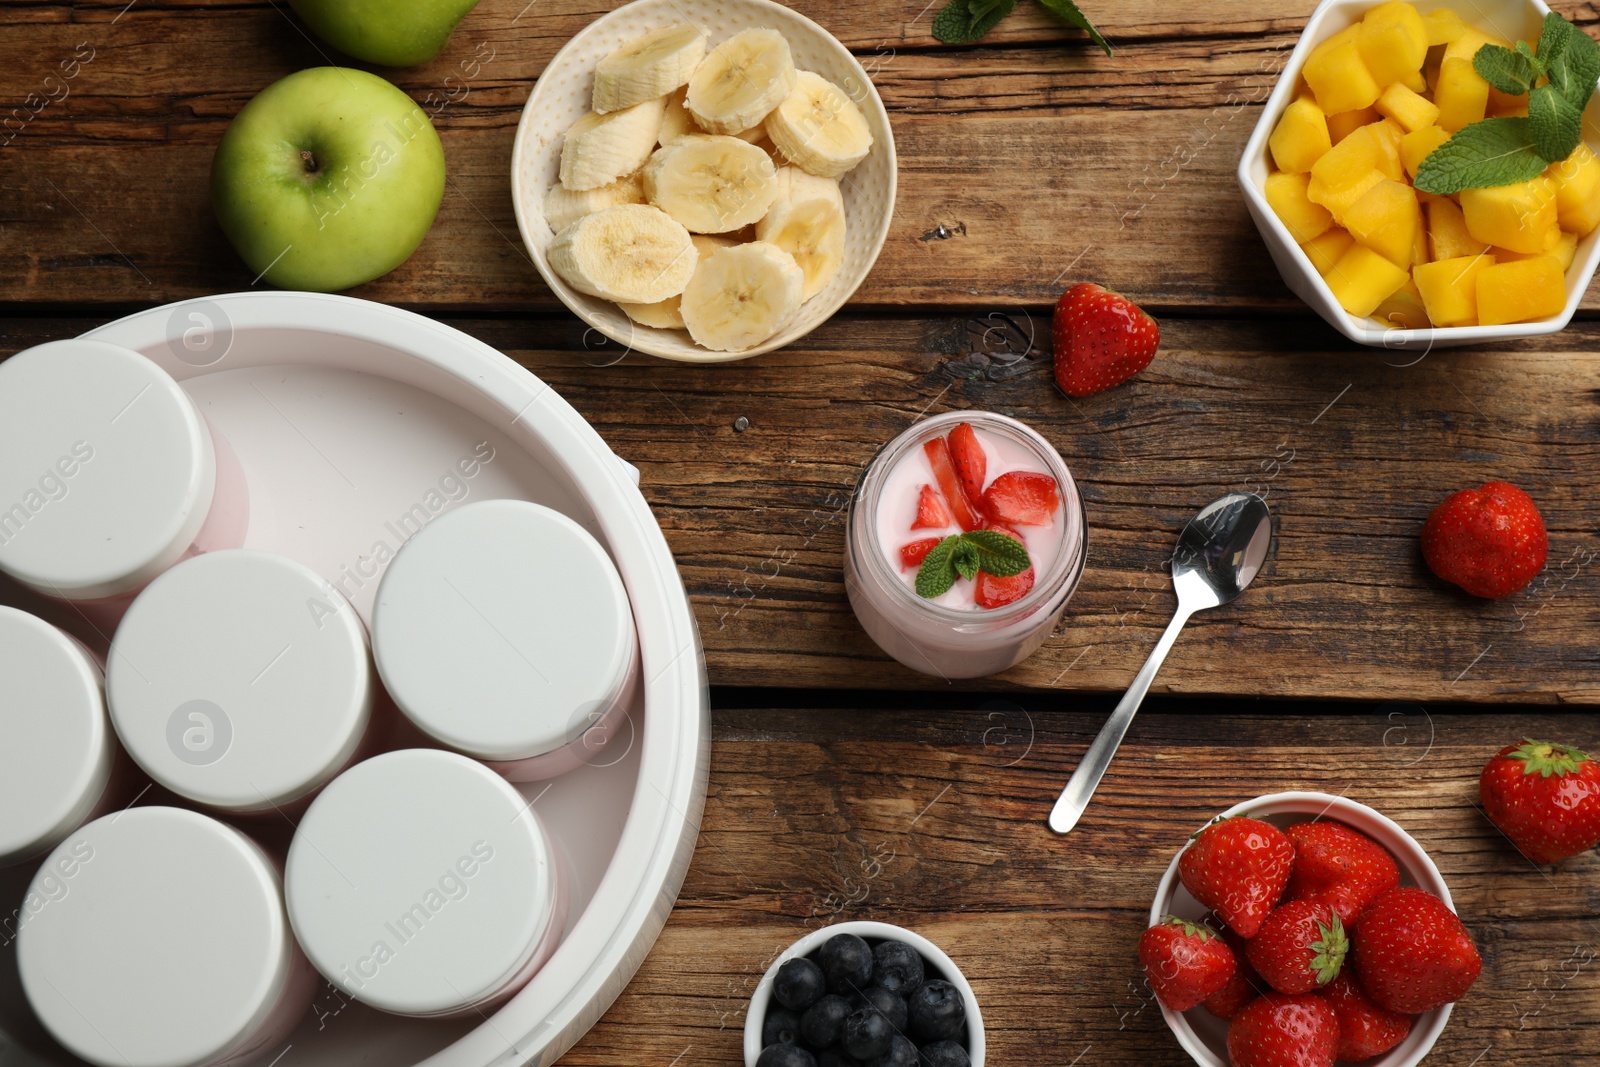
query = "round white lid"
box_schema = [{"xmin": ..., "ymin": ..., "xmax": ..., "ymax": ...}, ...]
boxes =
[
  {"xmin": 106, "ymin": 550, "xmax": 372, "ymax": 811},
  {"xmin": 285, "ymin": 749, "xmax": 558, "ymax": 1015},
  {"xmin": 372, "ymin": 499, "xmax": 637, "ymax": 761},
  {"xmin": 0, "ymin": 339, "xmax": 216, "ymax": 599},
  {"xmin": 0, "ymin": 607, "xmax": 112, "ymax": 866},
  {"xmin": 16, "ymin": 806, "xmax": 294, "ymax": 1067}
]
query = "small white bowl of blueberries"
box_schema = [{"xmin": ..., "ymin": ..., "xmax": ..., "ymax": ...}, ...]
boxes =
[{"xmin": 744, "ymin": 920, "xmax": 985, "ymax": 1067}]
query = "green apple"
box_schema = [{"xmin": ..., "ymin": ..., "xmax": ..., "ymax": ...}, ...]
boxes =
[
  {"xmin": 288, "ymin": 0, "xmax": 481, "ymax": 68},
  {"xmin": 211, "ymin": 67, "xmax": 446, "ymax": 292}
]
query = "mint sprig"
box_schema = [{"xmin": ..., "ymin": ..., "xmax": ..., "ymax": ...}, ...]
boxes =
[
  {"xmin": 933, "ymin": 0, "xmax": 1110, "ymax": 54},
  {"xmin": 914, "ymin": 529, "xmax": 1032, "ymax": 599},
  {"xmin": 1416, "ymin": 12, "xmax": 1600, "ymax": 194}
]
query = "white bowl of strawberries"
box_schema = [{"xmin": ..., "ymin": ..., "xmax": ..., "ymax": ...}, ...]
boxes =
[{"xmin": 1146, "ymin": 792, "xmax": 1481, "ymax": 1067}]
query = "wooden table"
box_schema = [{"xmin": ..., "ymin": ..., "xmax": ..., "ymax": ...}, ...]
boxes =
[{"xmin": 2, "ymin": 2, "xmax": 1598, "ymax": 1065}]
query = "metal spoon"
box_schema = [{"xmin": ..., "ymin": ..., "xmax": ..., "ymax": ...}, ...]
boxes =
[{"xmin": 1047, "ymin": 491, "xmax": 1274, "ymax": 834}]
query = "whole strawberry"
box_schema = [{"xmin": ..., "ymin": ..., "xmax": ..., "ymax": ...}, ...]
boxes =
[
  {"xmin": 1349, "ymin": 886, "xmax": 1482, "ymax": 1014},
  {"xmin": 1420, "ymin": 481, "xmax": 1547, "ymax": 598},
  {"xmin": 1202, "ymin": 921, "xmax": 1267, "ymax": 1020},
  {"xmin": 1284, "ymin": 821, "xmax": 1400, "ymax": 926},
  {"xmin": 1052, "ymin": 282, "xmax": 1159, "ymax": 397},
  {"xmin": 1480, "ymin": 739, "xmax": 1600, "ymax": 863},
  {"xmin": 1321, "ymin": 969, "xmax": 1411, "ymax": 1062},
  {"xmin": 1226, "ymin": 992, "xmax": 1340, "ymax": 1067},
  {"xmin": 1178, "ymin": 817, "xmax": 1295, "ymax": 939},
  {"xmin": 1247, "ymin": 901, "xmax": 1347, "ymax": 994},
  {"xmin": 1138, "ymin": 914, "xmax": 1237, "ymax": 1011}
]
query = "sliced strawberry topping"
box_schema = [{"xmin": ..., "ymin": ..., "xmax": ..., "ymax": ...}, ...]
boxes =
[
  {"xmin": 899, "ymin": 537, "xmax": 942, "ymax": 570},
  {"xmin": 911, "ymin": 484, "xmax": 952, "ymax": 530},
  {"xmin": 975, "ymin": 520, "xmax": 1035, "ymax": 608},
  {"xmin": 922, "ymin": 437, "xmax": 981, "ymax": 531},
  {"xmin": 947, "ymin": 422, "xmax": 987, "ymax": 503},
  {"xmin": 982, "ymin": 470, "xmax": 1061, "ymax": 526}
]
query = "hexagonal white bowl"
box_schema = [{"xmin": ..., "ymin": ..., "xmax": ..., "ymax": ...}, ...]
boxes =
[
  {"xmin": 1149, "ymin": 792, "xmax": 1457, "ymax": 1067},
  {"xmin": 510, "ymin": 0, "xmax": 897, "ymax": 363},
  {"xmin": 1238, "ymin": 0, "xmax": 1600, "ymax": 349}
]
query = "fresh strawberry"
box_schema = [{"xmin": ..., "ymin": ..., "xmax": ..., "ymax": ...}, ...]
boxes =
[
  {"xmin": 1226, "ymin": 992, "xmax": 1340, "ymax": 1067},
  {"xmin": 980, "ymin": 471, "xmax": 1061, "ymax": 527},
  {"xmin": 1284, "ymin": 821, "xmax": 1401, "ymax": 926},
  {"xmin": 1202, "ymin": 921, "xmax": 1267, "ymax": 1020},
  {"xmin": 1051, "ymin": 282, "xmax": 1160, "ymax": 397},
  {"xmin": 1246, "ymin": 901, "xmax": 1347, "ymax": 995},
  {"xmin": 911, "ymin": 484, "xmax": 952, "ymax": 530},
  {"xmin": 922, "ymin": 437, "xmax": 981, "ymax": 531},
  {"xmin": 1320, "ymin": 969, "xmax": 1411, "ymax": 1062},
  {"xmin": 1349, "ymin": 886, "xmax": 1481, "ymax": 1014},
  {"xmin": 974, "ymin": 520, "xmax": 1034, "ymax": 609},
  {"xmin": 899, "ymin": 538, "xmax": 943, "ymax": 570},
  {"xmin": 1420, "ymin": 480, "xmax": 1548, "ymax": 598},
  {"xmin": 1138, "ymin": 914, "xmax": 1237, "ymax": 1012},
  {"xmin": 947, "ymin": 422, "xmax": 987, "ymax": 503},
  {"xmin": 1479, "ymin": 739, "xmax": 1600, "ymax": 863},
  {"xmin": 1178, "ymin": 817, "xmax": 1295, "ymax": 939}
]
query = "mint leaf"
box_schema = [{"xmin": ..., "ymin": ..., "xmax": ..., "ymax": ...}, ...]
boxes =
[
  {"xmin": 1474, "ymin": 44, "xmax": 1537, "ymax": 95},
  {"xmin": 1529, "ymin": 84, "xmax": 1585, "ymax": 162},
  {"xmin": 1038, "ymin": 0, "xmax": 1113, "ymax": 57},
  {"xmin": 1414, "ymin": 117, "xmax": 1549, "ymax": 193},
  {"xmin": 932, "ymin": 0, "xmax": 1016, "ymax": 44},
  {"xmin": 915, "ymin": 535, "xmax": 961, "ymax": 598},
  {"xmin": 960, "ymin": 529, "xmax": 1032, "ymax": 577},
  {"xmin": 1545, "ymin": 19, "xmax": 1600, "ymax": 107},
  {"xmin": 951, "ymin": 541, "xmax": 980, "ymax": 581},
  {"xmin": 1537, "ymin": 11, "xmax": 1574, "ymax": 72}
]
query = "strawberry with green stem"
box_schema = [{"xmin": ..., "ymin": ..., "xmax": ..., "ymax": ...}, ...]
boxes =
[
  {"xmin": 1479, "ymin": 739, "xmax": 1600, "ymax": 863},
  {"xmin": 1138, "ymin": 915, "xmax": 1237, "ymax": 1012},
  {"xmin": 1246, "ymin": 901, "xmax": 1347, "ymax": 995}
]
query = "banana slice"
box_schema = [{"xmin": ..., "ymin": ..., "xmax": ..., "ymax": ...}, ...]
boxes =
[
  {"xmin": 543, "ymin": 172, "xmax": 645, "ymax": 234},
  {"xmin": 619, "ymin": 234, "xmax": 737, "ymax": 329},
  {"xmin": 756, "ymin": 167, "xmax": 846, "ymax": 301},
  {"xmin": 659, "ymin": 87, "xmax": 695, "ymax": 146},
  {"xmin": 680, "ymin": 241, "xmax": 804, "ymax": 351},
  {"xmin": 764, "ymin": 71, "xmax": 874, "ymax": 179},
  {"xmin": 547, "ymin": 203, "xmax": 697, "ymax": 303},
  {"xmin": 687, "ymin": 28, "xmax": 797, "ymax": 135},
  {"xmin": 643, "ymin": 135, "xmax": 779, "ymax": 234},
  {"xmin": 559, "ymin": 98, "xmax": 665, "ymax": 191},
  {"xmin": 593, "ymin": 24, "xmax": 707, "ymax": 114}
]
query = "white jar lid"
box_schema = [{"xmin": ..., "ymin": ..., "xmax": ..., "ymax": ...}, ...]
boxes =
[
  {"xmin": 372, "ymin": 499, "xmax": 636, "ymax": 761},
  {"xmin": 17, "ymin": 806, "xmax": 296, "ymax": 1067},
  {"xmin": 107, "ymin": 550, "xmax": 372, "ymax": 812},
  {"xmin": 0, "ymin": 607, "xmax": 112, "ymax": 867},
  {"xmin": 0, "ymin": 339, "xmax": 216, "ymax": 599},
  {"xmin": 285, "ymin": 749, "xmax": 559, "ymax": 1016}
]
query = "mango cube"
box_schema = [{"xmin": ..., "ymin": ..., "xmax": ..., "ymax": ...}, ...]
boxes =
[
  {"xmin": 1400, "ymin": 124, "xmax": 1451, "ymax": 180},
  {"xmin": 1325, "ymin": 241, "xmax": 1411, "ymax": 316},
  {"xmin": 1305, "ymin": 26, "xmax": 1383, "ymax": 115},
  {"xmin": 1368, "ymin": 119, "xmax": 1407, "ymax": 180},
  {"xmin": 1358, "ymin": 2, "xmax": 1429, "ymax": 86},
  {"xmin": 1309, "ymin": 125, "xmax": 1391, "ymax": 220},
  {"xmin": 1442, "ymin": 26, "xmax": 1510, "ymax": 65},
  {"xmin": 1461, "ymin": 177, "xmax": 1559, "ymax": 253},
  {"xmin": 1476, "ymin": 256, "xmax": 1567, "ymax": 325},
  {"xmin": 1426, "ymin": 196, "xmax": 1489, "ymax": 260},
  {"xmin": 1270, "ymin": 97, "xmax": 1333, "ymax": 173},
  {"xmin": 1547, "ymin": 143, "xmax": 1600, "ymax": 236},
  {"xmin": 1302, "ymin": 227, "xmax": 1355, "ymax": 275},
  {"xmin": 1265, "ymin": 171, "xmax": 1335, "ymax": 242},
  {"xmin": 1327, "ymin": 107, "xmax": 1380, "ymax": 144},
  {"xmin": 1434, "ymin": 58, "xmax": 1489, "ymax": 132},
  {"xmin": 1413, "ymin": 254, "xmax": 1495, "ymax": 325},
  {"xmin": 1376, "ymin": 82, "xmax": 1440, "ymax": 132},
  {"xmin": 1423, "ymin": 7, "xmax": 1467, "ymax": 46},
  {"xmin": 1344, "ymin": 179, "xmax": 1421, "ymax": 266},
  {"xmin": 1493, "ymin": 231, "xmax": 1578, "ymax": 270},
  {"xmin": 1374, "ymin": 277, "xmax": 1432, "ymax": 328}
]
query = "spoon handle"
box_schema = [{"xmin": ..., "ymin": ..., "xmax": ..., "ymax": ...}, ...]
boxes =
[{"xmin": 1047, "ymin": 605, "xmax": 1194, "ymax": 834}]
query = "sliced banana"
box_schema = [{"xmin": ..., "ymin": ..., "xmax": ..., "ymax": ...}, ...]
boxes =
[
  {"xmin": 619, "ymin": 235, "xmax": 737, "ymax": 329},
  {"xmin": 543, "ymin": 172, "xmax": 645, "ymax": 234},
  {"xmin": 756, "ymin": 167, "xmax": 846, "ymax": 301},
  {"xmin": 643, "ymin": 135, "xmax": 779, "ymax": 234},
  {"xmin": 547, "ymin": 203, "xmax": 698, "ymax": 304},
  {"xmin": 764, "ymin": 71, "xmax": 873, "ymax": 179},
  {"xmin": 559, "ymin": 98, "xmax": 665, "ymax": 191},
  {"xmin": 659, "ymin": 87, "xmax": 695, "ymax": 146},
  {"xmin": 686, "ymin": 28, "xmax": 797, "ymax": 135},
  {"xmin": 680, "ymin": 241, "xmax": 804, "ymax": 351},
  {"xmin": 593, "ymin": 24, "xmax": 707, "ymax": 114}
]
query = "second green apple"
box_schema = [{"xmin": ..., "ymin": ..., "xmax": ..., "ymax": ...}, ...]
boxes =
[{"xmin": 289, "ymin": 0, "xmax": 481, "ymax": 67}]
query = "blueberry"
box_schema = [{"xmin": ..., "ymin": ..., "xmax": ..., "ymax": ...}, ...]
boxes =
[
  {"xmin": 842, "ymin": 1007, "xmax": 895, "ymax": 1060},
  {"xmin": 869, "ymin": 1035, "xmax": 919, "ymax": 1067},
  {"xmin": 757, "ymin": 1045, "xmax": 817, "ymax": 1067},
  {"xmin": 817, "ymin": 1051, "xmax": 862, "ymax": 1067},
  {"xmin": 907, "ymin": 981, "xmax": 965, "ymax": 1042},
  {"xmin": 819, "ymin": 934, "xmax": 874, "ymax": 995},
  {"xmin": 917, "ymin": 1041, "xmax": 970, "ymax": 1067},
  {"xmin": 870, "ymin": 941, "xmax": 925, "ymax": 995},
  {"xmin": 851, "ymin": 985, "xmax": 907, "ymax": 1032},
  {"xmin": 775, "ymin": 957, "xmax": 828, "ymax": 1011},
  {"xmin": 800, "ymin": 994, "xmax": 853, "ymax": 1049},
  {"xmin": 763, "ymin": 1007, "xmax": 802, "ymax": 1047}
]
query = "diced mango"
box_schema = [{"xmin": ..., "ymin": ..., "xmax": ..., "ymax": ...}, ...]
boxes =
[
  {"xmin": 1327, "ymin": 107, "xmax": 1380, "ymax": 144},
  {"xmin": 1461, "ymin": 177, "xmax": 1559, "ymax": 253},
  {"xmin": 1358, "ymin": 2, "xmax": 1429, "ymax": 86},
  {"xmin": 1374, "ymin": 277, "xmax": 1432, "ymax": 328},
  {"xmin": 1442, "ymin": 26, "xmax": 1510, "ymax": 66},
  {"xmin": 1427, "ymin": 196, "xmax": 1489, "ymax": 260},
  {"xmin": 1413, "ymin": 253, "xmax": 1495, "ymax": 325},
  {"xmin": 1368, "ymin": 118, "xmax": 1407, "ymax": 180},
  {"xmin": 1305, "ymin": 26, "xmax": 1383, "ymax": 115},
  {"xmin": 1309, "ymin": 125, "xmax": 1394, "ymax": 221},
  {"xmin": 1344, "ymin": 179, "xmax": 1421, "ymax": 267},
  {"xmin": 1376, "ymin": 82, "xmax": 1440, "ymax": 132},
  {"xmin": 1493, "ymin": 231, "xmax": 1578, "ymax": 270},
  {"xmin": 1435, "ymin": 57, "xmax": 1489, "ymax": 132},
  {"xmin": 1546, "ymin": 142, "xmax": 1600, "ymax": 236},
  {"xmin": 1270, "ymin": 97, "xmax": 1333, "ymax": 173},
  {"xmin": 1326, "ymin": 241, "xmax": 1411, "ymax": 316},
  {"xmin": 1302, "ymin": 227, "xmax": 1355, "ymax": 275},
  {"xmin": 1399, "ymin": 67, "xmax": 1429, "ymax": 94},
  {"xmin": 1476, "ymin": 256, "xmax": 1567, "ymax": 325},
  {"xmin": 1401, "ymin": 124, "xmax": 1451, "ymax": 180},
  {"xmin": 1423, "ymin": 7, "xmax": 1467, "ymax": 46},
  {"xmin": 1265, "ymin": 171, "xmax": 1335, "ymax": 242}
]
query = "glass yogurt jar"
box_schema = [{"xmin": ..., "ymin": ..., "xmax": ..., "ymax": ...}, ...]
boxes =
[{"xmin": 844, "ymin": 411, "xmax": 1087, "ymax": 679}]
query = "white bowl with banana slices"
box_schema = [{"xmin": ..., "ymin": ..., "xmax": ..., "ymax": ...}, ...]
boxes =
[{"xmin": 511, "ymin": 0, "xmax": 896, "ymax": 362}]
